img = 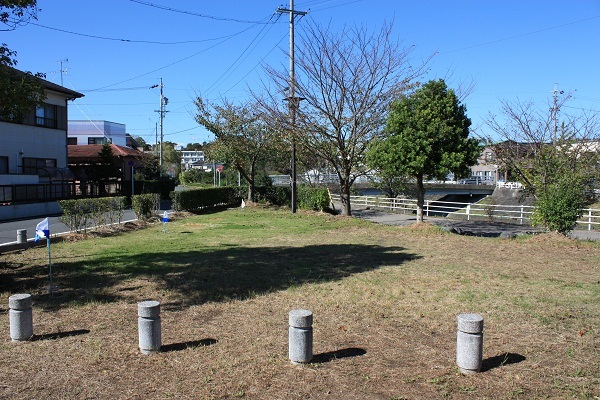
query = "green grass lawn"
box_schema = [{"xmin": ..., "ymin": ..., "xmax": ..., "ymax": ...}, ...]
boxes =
[{"xmin": 0, "ymin": 206, "xmax": 598, "ymax": 399}]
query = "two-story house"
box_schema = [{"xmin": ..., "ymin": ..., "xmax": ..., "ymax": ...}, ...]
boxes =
[{"xmin": 0, "ymin": 66, "xmax": 84, "ymax": 220}]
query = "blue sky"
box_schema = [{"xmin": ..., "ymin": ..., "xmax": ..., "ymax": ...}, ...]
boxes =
[{"xmin": 3, "ymin": 0, "xmax": 599, "ymax": 147}]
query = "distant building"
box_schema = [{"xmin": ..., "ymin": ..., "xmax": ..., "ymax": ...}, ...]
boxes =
[
  {"xmin": 68, "ymin": 120, "xmax": 127, "ymax": 147},
  {"xmin": 180, "ymin": 150, "xmax": 206, "ymax": 170},
  {"xmin": 469, "ymin": 145, "xmax": 499, "ymax": 183}
]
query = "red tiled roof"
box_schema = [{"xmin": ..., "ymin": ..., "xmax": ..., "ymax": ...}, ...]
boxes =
[{"xmin": 68, "ymin": 144, "xmax": 144, "ymax": 160}]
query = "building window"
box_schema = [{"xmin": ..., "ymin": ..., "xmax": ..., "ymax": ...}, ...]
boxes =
[
  {"xmin": 68, "ymin": 137, "xmax": 78, "ymax": 145},
  {"xmin": 22, "ymin": 157, "xmax": 57, "ymax": 175},
  {"xmin": 35, "ymin": 104, "xmax": 58, "ymax": 128},
  {"xmin": 88, "ymin": 137, "xmax": 109, "ymax": 144},
  {"xmin": 0, "ymin": 156, "xmax": 8, "ymax": 174}
]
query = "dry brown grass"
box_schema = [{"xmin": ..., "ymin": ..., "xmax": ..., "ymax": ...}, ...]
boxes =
[{"xmin": 0, "ymin": 208, "xmax": 598, "ymax": 399}]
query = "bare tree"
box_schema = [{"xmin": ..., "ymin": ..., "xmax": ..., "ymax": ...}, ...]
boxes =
[
  {"xmin": 257, "ymin": 20, "xmax": 429, "ymax": 216},
  {"xmin": 486, "ymin": 92, "xmax": 600, "ymax": 233},
  {"xmin": 195, "ymin": 97, "xmax": 281, "ymax": 202}
]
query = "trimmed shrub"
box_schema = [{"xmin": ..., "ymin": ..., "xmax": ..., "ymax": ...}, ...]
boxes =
[
  {"xmin": 132, "ymin": 193, "xmax": 161, "ymax": 220},
  {"xmin": 171, "ymin": 187, "xmax": 240, "ymax": 212},
  {"xmin": 59, "ymin": 196, "xmax": 125, "ymax": 232},
  {"xmin": 254, "ymin": 186, "xmax": 291, "ymax": 206},
  {"xmin": 134, "ymin": 179, "xmax": 177, "ymax": 199},
  {"xmin": 298, "ymin": 185, "xmax": 331, "ymax": 211}
]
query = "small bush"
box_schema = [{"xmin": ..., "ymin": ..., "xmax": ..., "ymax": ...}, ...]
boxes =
[
  {"xmin": 254, "ymin": 186, "xmax": 291, "ymax": 206},
  {"xmin": 298, "ymin": 185, "xmax": 331, "ymax": 211},
  {"xmin": 532, "ymin": 181, "xmax": 585, "ymax": 234},
  {"xmin": 132, "ymin": 193, "xmax": 161, "ymax": 220},
  {"xmin": 59, "ymin": 196, "xmax": 126, "ymax": 232}
]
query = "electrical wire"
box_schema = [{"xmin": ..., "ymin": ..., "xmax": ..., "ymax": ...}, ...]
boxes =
[
  {"xmin": 83, "ymin": 22, "xmax": 263, "ymax": 93},
  {"xmin": 223, "ymin": 32, "xmax": 289, "ymax": 95},
  {"xmin": 204, "ymin": 13, "xmax": 279, "ymax": 95},
  {"xmin": 129, "ymin": 0, "xmax": 279, "ymax": 24},
  {"xmin": 442, "ymin": 15, "xmax": 600, "ymax": 54},
  {"xmin": 78, "ymin": 86, "xmax": 152, "ymax": 93},
  {"xmin": 25, "ymin": 21, "xmax": 250, "ymax": 45},
  {"xmin": 304, "ymin": 0, "xmax": 365, "ymax": 12}
]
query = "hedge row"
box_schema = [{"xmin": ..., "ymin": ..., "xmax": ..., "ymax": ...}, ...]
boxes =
[
  {"xmin": 58, "ymin": 197, "xmax": 125, "ymax": 233},
  {"xmin": 134, "ymin": 179, "xmax": 177, "ymax": 199},
  {"xmin": 248, "ymin": 185, "xmax": 332, "ymax": 212},
  {"xmin": 170, "ymin": 185, "xmax": 332, "ymax": 213},
  {"xmin": 170, "ymin": 187, "xmax": 240, "ymax": 212}
]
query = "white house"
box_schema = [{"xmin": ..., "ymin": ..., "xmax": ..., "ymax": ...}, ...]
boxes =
[
  {"xmin": 180, "ymin": 150, "xmax": 206, "ymax": 170},
  {"xmin": 0, "ymin": 67, "xmax": 84, "ymax": 219}
]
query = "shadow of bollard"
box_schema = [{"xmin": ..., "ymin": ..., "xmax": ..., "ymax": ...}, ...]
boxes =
[
  {"xmin": 161, "ymin": 338, "xmax": 218, "ymax": 352},
  {"xmin": 481, "ymin": 352, "xmax": 526, "ymax": 372},
  {"xmin": 31, "ymin": 329, "xmax": 90, "ymax": 341},
  {"xmin": 311, "ymin": 347, "xmax": 367, "ymax": 364}
]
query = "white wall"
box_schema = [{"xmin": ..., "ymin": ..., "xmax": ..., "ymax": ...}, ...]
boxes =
[{"xmin": 1, "ymin": 121, "xmax": 68, "ymax": 173}]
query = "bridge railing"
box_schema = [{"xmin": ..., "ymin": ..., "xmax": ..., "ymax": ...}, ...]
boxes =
[{"xmin": 333, "ymin": 195, "xmax": 600, "ymax": 231}]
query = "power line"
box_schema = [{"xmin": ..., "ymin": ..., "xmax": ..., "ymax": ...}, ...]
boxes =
[
  {"xmin": 302, "ymin": 0, "xmax": 364, "ymax": 13},
  {"xmin": 26, "ymin": 21, "xmax": 259, "ymax": 45},
  {"xmin": 204, "ymin": 14, "xmax": 279, "ymax": 95},
  {"xmin": 129, "ymin": 0, "xmax": 278, "ymax": 24},
  {"xmin": 442, "ymin": 15, "xmax": 600, "ymax": 54},
  {"xmin": 223, "ymin": 32, "xmax": 288, "ymax": 95},
  {"xmin": 82, "ymin": 23, "xmax": 262, "ymax": 93},
  {"xmin": 78, "ymin": 86, "xmax": 152, "ymax": 93}
]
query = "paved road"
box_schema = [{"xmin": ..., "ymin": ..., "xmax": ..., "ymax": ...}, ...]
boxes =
[
  {"xmin": 344, "ymin": 203, "xmax": 600, "ymax": 241},
  {"xmin": 0, "ymin": 210, "xmax": 139, "ymax": 246}
]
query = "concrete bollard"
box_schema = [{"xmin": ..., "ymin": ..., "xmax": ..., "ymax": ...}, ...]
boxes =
[
  {"xmin": 16, "ymin": 229, "xmax": 27, "ymax": 244},
  {"xmin": 9, "ymin": 294, "xmax": 33, "ymax": 342},
  {"xmin": 138, "ymin": 300, "xmax": 161, "ymax": 354},
  {"xmin": 289, "ymin": 309, "xmax": 313, "ymax": 364},
  {"xmin": 456, "ymin": 313, "xmax": 484, "ymax": 374}
]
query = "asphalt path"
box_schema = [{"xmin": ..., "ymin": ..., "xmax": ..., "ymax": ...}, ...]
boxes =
[
  {"xmin": 341, "ymin": 202, "xmax": 600, "ymax": 241},
  {"xmin": 0, "ymin": 210, "xmax": 139, "ymax": 246}
]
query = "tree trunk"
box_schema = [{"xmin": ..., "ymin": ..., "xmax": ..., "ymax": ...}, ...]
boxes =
[
  {"xmin": 247, "ymin": 182, "xmax": 254, "ymax": 203},
  {"xmin": 340, "ymin": 181, "xmax": 352, "ymax": 216},
  {"xmin": 416, "ymin": 176, "xmax": 425, "ymax": 223}
]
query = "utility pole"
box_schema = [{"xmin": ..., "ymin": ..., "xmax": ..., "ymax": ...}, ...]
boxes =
[
  {"xmin": 58, "ymin": 59, "xmax": 68, "ymax": 86},
  {"xmin": 277, "ymin": 0, "xmax": 307, "ymax": 214},
  {"xmin": 152, "ymin": 79, "xmax": 168, "ymax": 172},
  {"xmin": 49, "ymin": 59, "xmax": 68, "ymax": 86}
]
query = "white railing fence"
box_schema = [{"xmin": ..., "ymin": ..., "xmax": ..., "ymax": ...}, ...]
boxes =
[{"xmin": 331, "ymin": 194, "xmax": 600, "ymax": 231}]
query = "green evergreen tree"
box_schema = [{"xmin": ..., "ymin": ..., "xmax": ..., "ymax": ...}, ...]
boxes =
[{"xmin": 367, "ymin": 79, "xmax": 480, "ymax": 222}]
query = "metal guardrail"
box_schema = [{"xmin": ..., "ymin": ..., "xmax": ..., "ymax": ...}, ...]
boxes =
[{"xmin": 332, "ymin": 194, "xmax": 600, "ymax": 231}]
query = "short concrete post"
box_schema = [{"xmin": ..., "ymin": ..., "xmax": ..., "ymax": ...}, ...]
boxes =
[
  {"xmin": 456, "ymin": 313, "xmax": 484, "ymax": 374},
  {"xmin": 138, "ymin": 300, "xmax": 161, "ymax": 354},
  {"xmin": 289, "ymin": 309, "xmax": 313, "ymax": 364},
  {"xmin": 16, "ymin": 229, "xmax": 27, "ymax": 244},
  {"xmin": 9, "ymin": 294, "xmax": 33, "ymax": 341}
]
